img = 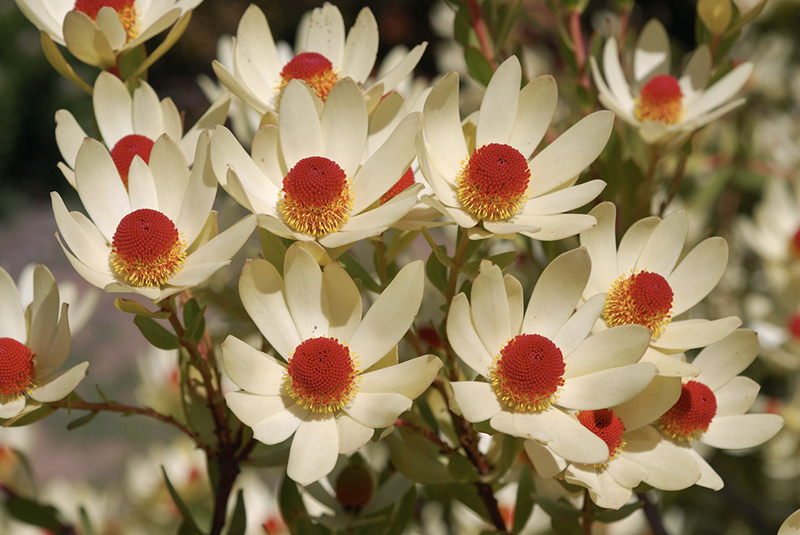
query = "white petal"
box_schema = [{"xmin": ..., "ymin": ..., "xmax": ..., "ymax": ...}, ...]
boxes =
[
  {"xmin": 0, "ymin": 397, "xmax": 26, "ymax": 419},
  {"xmin": 287, "ymin": 415, "xmax": 340, "ymax": 485},
  {"xmin": 0, "ymin": 267, "xmax": 26, "ymax": 341},
  {"xmin": 617, "ymin": 216, "xmax": 659, "ymax": 274},
  {"xmin": 74, "ymin": 138, "xmax": 130, "ymax": 240},
  {"xmin": 279, "ymin": 81, "xmax": 323, "ymax": 169},
  {"xmin": 451, "ymin": 381, "xmax": 502, "ymax": 422},
  {"xmin": 54, "ymin": 110, "xmax": 87, "ymax": 170},
  {"xmin": 552, "ymin": 294, "xmax": 606, "ymax": 356},
  {"xmin": 652, "ymin": 317, "xmax": 742, "ymax": 351},
  {"xmin": 538, "ymin": 407, "xmax": 610, "ymax": 464},
  {"xmin": 714, "ymin": 376, "xmax": 760, "ymax": 417},
  {"xmin": 684, "ymin": 62, "xmax": 753, "ymax": 121},
  {"xmin": 601, "ymin": 37, "xmax": 635, "ymax": 112},
  {"xmin": 564, "ymin": 324, "xmax": 651, "ymax": 378},
  {"xmin": 635, "ymin": 210, "xmax": 688, "ymax": 277},
  {"xmin": 446, "ymin": 293, "xmax": 493, "ymax": 377},
  {"xmin": 251, "ymin": 404, "xmax": 307, "ymax": 445},
  {"xmin": 221, "ymin": 335, "xmax": 286, "ymax": 396},
  {"xmin": 283, "ymin": 244, "xmax": 328, "ymax": 340},
  {"xmin": 701, "ymin": 414, "xmax": 783, "ymax": 450},
  {"xmin": 692, "ymin": 329, "xmax": 758, "ymax": 390},
  {"xmin": 344, "ymin": 392, "xmax": 411, "ymax": 428},
  {"xmin": 321, "ymin": 78, "xmax": 368, "ymax": 177},
  {"xmin": 304, "ymin": 4, "xmax": 346, "ymax": 65},
  {"xmin": 340, "ymin": 7, "xmax": 378, "ymax": 82},
  {"xmin": 131, "ymin": 80, "xmax": 163, "ymax": 140},
  {"xmin": 423, "ymin": 72, "xmax": 468, "ymax": 174},
  {"xmin": 509, "ymin": 75, "xmax": 557, "ymax": 159},
  {"xmin": 523, "ymin": 440, "xmax": 566, "ymax": 478},
  {"xmin": 624, "ymin": 426, "xmax": 700, "ymax": 491},
  {"xmin": 668, "ymin": 237, "xmax": 728, "ymax": 315},
  {"xmin": 30, "ymin": 362, "xmax": 89, "ymax": 402},
  {"xmin": 93, "ymin": 72, "xmax": 133, "ymax": 146},
  {"xmin": 682, "ymin": 444, "xmax": 724, "ymax": 490},
  {"xmin": 471, "ymin": 261, "xmax": 512, "ymax": 357},
  {"xmin": 150, "ymin": 135, "xmax": 190, "ymax": 223},
  {"xmin": 225, "ymin": 391, "xmax": 289, "ymax": 427},
  {"xmin": 359, "ymin": 355, "xmax": 442, "ymax": 399},
  {"xmin": 322, "ymin": 262, "xmax": 361, "ymax": 342},
  {"xmin": 558, "ymin": 363, "xmax": 657, "ymax": 410},
  {"xmin": 336, "ymin": 414, "xmax": 374, "ymax": 454},
  {"xmin": 634, "ymin": 20, "xmax": 670, "ymax": 82},
  {"xmin": 476, "ymin": 56, "xmax": 521, "ymax": 147},
  {"xmin": 613, "ymin": 376, "xmax": 682, "ymax": 432},
  {"xmin": 581, "ymin": 202, "xmax": 619, "ymax": 294}
]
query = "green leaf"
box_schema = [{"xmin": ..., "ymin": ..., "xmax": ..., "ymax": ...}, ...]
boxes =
[
  {"xmin": 279, "ymin": 474, "xmax": 323, "ymax": 534},
  {"xmin": 421, "ymin": 229, "xmax": 455, "ymax": 268},
  {"xmin": 259, "ymin": 228, "xmax": 287, "ymax": 276},
  {"xmin": 494, "ymin": 1, "xmax": 523, "ymax": 52},
  {"xmin": 182, "ymin": 298, "xmax": 207, "ymax": 345},
  {"xmin": 114, "ymin": 297, "xmax": 169, "ymax": 318},
  {"xmin": 4, "ymin": 404, "xmax": 56, "ymax": 427},
  {"xmin": 387, "ymin": 432, "xmax": 453, "ymax": 485},
  {"xmin": 5, "ymin": 494, "xmax": 72, "ymax": 531},
  {"xmin": 426, "ymin": 251, "xmax": 449, "ymax": 297},
  {"xmin": 465, "ymin": 46, "xmax": 494, "ymax": 86},
  {"xmin": 226, "ymin": 490, "xmax": 247, "ymax": 535},
  {"xmin": 724, "ymin": 0, "xmax": 766, "ymax": 38},
  {"xmin": 385, "ymin": 229, "xmax": 421, "ymax": 264},
  {"xmin": 117, "ymin": 44, "xmax": 147, "ymax": 81},
  {"xmin": 462, "ymin": 251, "xmax": 517, "ymax": 277},
  {"xmin": 79, "ymin": 506, "xmax": 96, "ymax": 535},
  {"xmin": 338, "ymin": 252, "xmax": 382, "ymax": 293},
  {"xmin": 447, "ymin": 452, "xmax": 480, "ymax": 483},
  {"xmin": 162, "ymin": 466, "xmax": 203, "ymax": 534},
  {"xmin": 66, "ymin": 411, "xmax": 99, "ymax": 430},
  {"xmin": 534, "ymin": 495, "xmax": 581, "ymax": 520},
  {"xmin": 245, "ymin": 438, "xmax": 292, "ymax": 467},
  {"xmin": 595, "ymin": 500, "xmax": 643, "ymax": 523},
  {"xmin": 453, "ymin": 2, "xmax": 472, "ymax": 47},
  {"xmin": 134, "ymin": 316, "xmax": 180, "ymax": 350},
  {"xmin": 551, "ymin": 518, "xmax": 583, "ymax": 535},
  {"xmin": 130, "ymin": 11, "xmax": 193, "ymax": 79},
  {"xmin": 513, "ymin": 466, "xmax": 535, "ymax": 534},
  {"xmin": 383, "ymin": 487, "xmax": 417, "ymax": 535}
]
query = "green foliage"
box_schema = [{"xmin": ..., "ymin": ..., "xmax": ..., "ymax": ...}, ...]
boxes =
[
  {"xmin": 226, "ymin": 490, "xmax": 247, "ymax": 535},
  {"xmin": 162, "ymin": 466, "xmax": 204, "ymax": 534},
  {"xmin": 4, "ymin": 494, "xmax": 73, "ymax": 533},
  {"xmin": 134, "ymin": 315, "xmax": 181, "ymax": 350}
]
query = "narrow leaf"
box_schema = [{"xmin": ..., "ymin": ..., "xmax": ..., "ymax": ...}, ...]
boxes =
[
  {"xmin": 162, "ymin": 466, "xmax": 204, "ymax": 534},
  {"xmin": 114, "ymin": 297, "xmax": 169, "ymax": 318},
  {"xmin": 226, "ymin": 490, "xmax": 247, "ymax": 535},
  {"xmin": 134, "ymin": 316, "xmax": 180, "ymax": 350}
]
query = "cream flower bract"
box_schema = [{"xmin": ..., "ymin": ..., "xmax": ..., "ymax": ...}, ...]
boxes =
[
  {"xmin": 591, "ymin": 19, "xmax": 753, "ymax": 145},
  {"xmin": 223, "ymin": 244, "xmax": 442, "ymax": 485},
  {"xmin": 419, "ymin": 56, "xmax": 613, "ymax": 240},
  {"xmin": 15, "ymin": 0, "xmax": 202, "ymax": 69},
  {"xmin": 212, "ymin": 3, "xmax": 426, "ymax": 115},
  {"xmin": 209, "ymin": 78, "xmax": 423, "ymax": 249},
  {"xmin": 580, "ymin": 202, "xmax": 741, "ymax": 377},
  {"xmin": 0, "ymin": 265, "xmax": 88, "ymax": 420},
  {"xmin": 56, "ymin": 72, "xmax": 230, "ymax": 189},
  {"xmin": 447, "ymin": 248, "xmax": 656, "ymax": 464},
  {"xmin": 52, "ymin": 132, "xmax": 256, "ymax": 302}
]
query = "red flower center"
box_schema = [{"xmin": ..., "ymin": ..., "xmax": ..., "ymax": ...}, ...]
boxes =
[
  {"xmin": 110, "ymin": 134, "xmax": 154, "ymax": 190},
  {"xmin": 110, "ymin": 208, "xmax": 186, "ymax": 287},
  {"xmin": 635, "ymin": 75, "xmax": 684, "ymax": 125},
  {"xmin": 280, "ymin": 156, "xmax": 352, "ymax": 238},
  {"xmin": 0, "ymin": 338, "xmax": 36, "ymax": 402},
  {"xmin": 604, "ymin": 270, "xmax": 674, "ymax": 337},
  {"xmin": 490, "ymin": 334, "xmax": 565, "ymax": 412},
  {"xmin": 658, "ymin": 380, "xmax": 717, "ymax": 441},
  {"xmin": 278, "ymin": 52, "xmax": 340, "ymax": 102},
  {"xmin": 285, "ymin": 337, "xmax": 360, "ymax": 413},
  {"xmin": 577, "ymin": 409, "xmax": 626, "ymax": 463},
  {"xmin": 380, "ymin": 167, "xmax": 416, "ymax": 205},
  {"xmin": 457, "ymin": 143, "xmax": 530, "ymax": 221},
  {"xmin": 791, "ymin": 228, "xmax": 800, "ymax": 257},
  {"xmin": 73, "ymin": 0, "xmax": 139, "ymax": 42},
  {"xmin": 788, "ymin": 314, "xmax": 800, "ymax": 340}
]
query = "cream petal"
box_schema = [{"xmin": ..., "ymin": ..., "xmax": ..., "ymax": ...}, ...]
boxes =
[
  {"xmin": 635, "ymin": 210, "xmax": 688, "ymax": 277},
  {"xmin": 321, "ymin": 78, "xmax": 368, "ymax": 178},
  {"xmin": 322, "ymin": 262, "xmax": 361, "ymax": 342},
  {"xmin": 0, "ymin": 268, "xmax": 26, "ymax": 341},
  {"xmin": 279, "ymin": 81, "xmax": 323, "ymax": 170},
  {"xmin": 131, "ymin": 81, "xmax": 163, "ymax": 140},
  {"xmin": 552, "ymin": 294, "xmax": 606, "ymax": 356},
  {"xmin": 451, "ymin": 381, "xmax": 502, "ymax": 423},
  {"xmin": 344, "ymin": 392, "xmax": 411, "ymax": 428},
  {"xmin": 423, "ymin": 72, "xmax": 468, "ymax": 174},
  {"xmin": 30, "ymin": 361, "xmax": 89, "ymax": 403},
  {"xmin": 679, "ymin": 45, "xmax": 712, "ymax": 103},
  {"xmin": 685, "ymin": 97, "xmax": 746, "ymax": 131},
  {"xmin": 559, "ymin": 363, "xmax": 657, "ymax": 410},
  {"xmin": 714, "ymin": 376, "xmax": 760, "ymax": 418},
  {"xmin": 54, "ymin": 110, "xmax": 87, "ymax": 170},
  {"xmin": 305, "ymin": 3, "xmax": 346, "ymax": 66},
  {"xmin": 522, "ymin": 180, "xmax": 606, "ymax": 216},
  {"xmin": 127, "ymin": 158, "xmax": 158, "ymax": 211},
  {"xmin": 564, "ymin": 324, "xmax": 652, "ymax": 378},
  {"xmin": 617, "ymin": 216, "xmax": 659, "ymax": 274},
  {"xmin": 39, "ymin": 304, "xmax": 71, "ymax": 375},
  {"xmin": 180, "ymin": 93, "xmax": 231, "ymax": 163},
  {"xmin": 511, "ymin": 412, "xmax": 554, "ymax": 442},
  {"xmin": 692, "ymin": 329, "xmax": 758, "ymax": 390},
  {"xmin": 287, "ymin": 415, "xmax": 339, "ymax": 485},
  {"xmin": 683, "ymin": 62, "xmax": 753, "ymax": 122},
  {"xmin": 28, "ymin": 266, "xmax": 60, "ymax": 358},
  {"xmin": 490, "ymin": 409, "xmax": 529, "ymax": 439},
  {"xmin": 601, "ymin": 38, "xmax": 635, "ymax": 112},
  {"xmin": 522, "ymin": 247, "xmax": 590, "ymax": 339},
  {"xmin": 505, "ymin": 274, "xmax": 524, "ymax": 336},
  {"xmin": 606, "ymin": 454, "xmax": 647, "ymax": 489},
  {"xmin": 209, "ymin": 125, "xmax": 249, "ymax": 188},
  {"xmin": 225, "ymin": 391, "xmax": 289, "ymax": 427},
  {"xmin": 360, "ymin": 355, "xmax": 442, "ymax": 399},
  {"xmin": 476, "ymin": 56, "xmax": 521, "ymax": 148},
  {"xmin": 682, "ymin": 444, "xmax": 724, "ymax": 490},
  {"xmin": 509, "ymin": 75, "xmax": 557, "ymax": 159},
  {"xmin": 63, "ymin": 11, "xmax": 116, "ymax": 67},
  {"xmin": 446, "ymin": 293, "xmax": 493, "ymax": 377},
  {"xmin": 251, "ymin": 125, "xmax": 285, "ymax": 187},
  {"xmin": 511, "ymin": 213, "xmax": 597, "ymax": 241},
  {"xmin": 177, "ymin": 133, "xmax": 217, "ymax": 245},
  {"xmin": 523, "ymin": 440, "xmax": 566, "ymax": 478},
  {"xmin": 581, "ymin": 202, "xmax": 619, "ymax": 294},
  {"xmin": 74, "ymin": 138, "xmax": 130, "ymax": 241},
  {"xmin": 150, "ymin": 135, "xmax": 190, "ymax": 223},
  {"xmin": 0, "ymin": 397, "xmax": 26, "ymax": 419},
  {"xmin": 348, "ymin": 261, "xmax": 423, "ymax": 370},
  {"xmin": 592, "ymin": 471, "xmax": 635, "ymax": 510},
  {"xmin": 371, "ymin": 43, "xmax": 427, "ymax": 95},
  {"xmin": 212, "ymin": 60, "xmax": 267, "ymax": 115},
  {"xmin": 779, "ymin": 509, "xmax": 800, "ymax": 535},
  {"xmin": 651, "ymin": 317, "xmax": 742, "ymax": 351},
  {"xmin": 624, "ymin": 426, "xmax": 700, "ymax": 491},
  {"xmin": 93, "ymin": 72, "xmax": 134, "ymax": 147},
  {"xmin": 159, "ymin": 98, "xmax": 183, "ymax": 140},
  {"xmin": 528, "ymin": 111, "xmax": 614, "ymax": 197},
  {"xmin": 327, "ymin": 185, "xmax": 420, "ymax": 244},
  {"xmin": 538, "ymin": 407, "xmax": 610, "ymax": 464},
  {"xmin": 634, "ymin": 19, "xmax": 671, "ymax": 83},
  {"xmin": 471, "ymin": 261, "xmax": 512, "ymax": 357},
  {"xmin": 56, "ymin": 235, "xmax": 115, "ymax": 290},
  {"xmin": 283, "ymin": 245, "xmax": 328, "ymax": 340},
  {"xmin": 174, "ymin": 215, "xmax": 256, "ymax": 281},
  {"xmin": 221, "ymin": 335, "xmax": 286, "ymax": 396},
  {"xmin": 340, "ymin": 7, "xmax": 378, "ymax": 82},
  {"xmin": 239, "ymin": 259, "xmax": 302, "ymax": 359},
  {"xmin": 613, "ymin": 375, "xmax": 682, "ymax": 432},
  {"xmin": 669, "ymin": 237, "xmax": 728, "ymax": 315},
  {"xmin": 252, "ymin": 404, "xmax": 307, "ymax": 445},
  {"xmin": 336, "ymin": 414, "xmax": 374, "ymax": 454},
  {"xmin": 51, "ymin": 194, "xmax": 110, "ymax": 271},
  {"xmin": 701, "ymin": 414, "xmax": 783, "ymax": 450}
]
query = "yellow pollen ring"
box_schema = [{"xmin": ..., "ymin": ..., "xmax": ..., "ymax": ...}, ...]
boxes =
[
  {"xmin": 280, "ymin": 177, "xmax": 354, "ymax": 239},
  {"xmin": 489, "ymin": 337, "xmax": 566, "ymax": 413},
  {"xmin": 283, "ymin": 349, "xmax": 362, "ymax": 414},
  {"xmin": 110, "ymin": 231, "xmax": 187, "ymax": 288}
]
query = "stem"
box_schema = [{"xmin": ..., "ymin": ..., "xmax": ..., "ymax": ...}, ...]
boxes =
[
  {"xmin": 445, "ymin": 230, "xmax": 472, "ymax": 305},
  {"xmin": 48, "ymin": 399, "xmax": 207, "ymax": 454},
  {"xmin": 467, "ymin": 0, "xmax": 498, "ymax": 69},
  {"xmin": 659, "ymin": 140, "xmax": 692, "ymax": 217},
  {"xmin": 582, "ymin": 489, "xmax": 593, "ymax": 535},
  {"xmin": 569, "ymin": 9, "xmax": 590, "ymax": 91},
  {"xmin": 374, "ymin": 239, "xmax": 388, "ymax": 285},
  {"xmin": 395, "ymin": 418, "xmax": 456, "ymax": 454},
  {"xmin": 637, "ymin": 144, "xmax": 662, "ymax": 219},
  {"xmin": 638, "ymin": 492, "xmax": 670, "ymax": 535}
]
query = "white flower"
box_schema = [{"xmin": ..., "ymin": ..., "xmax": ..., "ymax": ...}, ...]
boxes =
[
  {"xmin": 52, "ymin": 132, "xmax": 256, "ymax": 302},
  {"xmin": 209, "ymin": 78, "xmax": 423, "ymax": 249},
  {"xmin": 223, "ymin": 243, "xmax": 442, "ymax": 485},
  {"xmin": 780, "ymin": 508, "xmax": 800, "ymax": 535},
  {"xmin": 591, "ymin": 19, "xmax": 753, "ymax": 145},
  {"xmin": 447, "ymin": 248, "xmax": 656, "ymax": 464},
  {"xmin": 580, "ymin": 202, "xmax": 741, "ymax": 377},
  {"xmin": 56, "ymin": 72, "xmax": 230, "ymax": 189},
  {"xmin": 15, "ymin": 0, "xmax": 202, "ymax": 69},
  {"xmin": 17, "ymin": 263, "xmax": 98, "ymax": 335},
  {"xmin": 0, "ymin": 265, "xmax": 88, "ymax": 419},
  {"xmin": 212, "ymin": 3, "xmax": 426, "ymax": 115},
  {"xmin": 419, "ymin": 56, "xmax": 613, "ymax": 240}
]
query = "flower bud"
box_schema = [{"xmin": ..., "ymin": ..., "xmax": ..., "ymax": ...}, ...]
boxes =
[{"xmin": 698, "ymin": 0, "xmax": 733, "ymax": 35}]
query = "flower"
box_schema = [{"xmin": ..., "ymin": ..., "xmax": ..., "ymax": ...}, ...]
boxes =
[
  {"xmin": 780, "ymin": 508, "xmax": 800, "ymax": 535},
  {"xmin": 223, "ymin": 243, "xmax": 442, "ymax": 485},
  {"xmin": 419, "ymin": 56, "xmax": 613, "ymax": 240},
  {"xmin": 0, "ymin": 265, "xmax": 88, "ymax": 420},
  {"xmin": 591, "ymin": 19, "xmax": 753, "ymax": 145},
  {"xmin": 56, "ymin": 72, "xmax": 230, "ymax": 189},
  {"xmin": 51, "ymin": 132, "xmax": 256, "ymax": 302},
  {"xmin": 658, "ymin": 329, "xmax": 784, "ymax": 489},
  {"xmin": 17, "ymin": 263, "xmax": 98, "ymax": 335},
  {"xmin": 447, "ymin": 247, "xmax": 656, "ymax": 464},
  {"xmin": 580, "ymin": 202, "xmax": 741, "ymax": 376},
  {"xmin": 209, "ymin": 78, "xmax": 423, "ymax": 249},
  {"xmin": 15, "ymin": 0, "xmax": 202, "ymax": 69},
  {"xmin": 212, "ymin": 3, "xmax": 426, "ymax": 116}
]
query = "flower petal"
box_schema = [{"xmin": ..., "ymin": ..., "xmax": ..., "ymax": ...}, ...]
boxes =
[
  {"xmin": 668, "ymin": 237, "xmax": 728, "ymax": 315},
  {"xmin": 552, "ymin": 293, "xmax": 606, "ymax": 356},
  {"xmin": 617, "ymin": 216, "xmax": 659, "ymax": 274},
  {"xmin": 283, "ymin": 244, "xmax": 328, "ymax": 340},
  {"xmin": 634, "ymin": 19, "xmax": 670, "ymax": 82},
  {"xmin": 509, "ymin": 75, "xmax": 557, "ymax": 159},
  {"xmin": 702, "ymin": 414, "xmax": 783, "ymax": 450},
  {"xmin": 635, "ymin": 210, "xmax": 688, "ymax": 277},
  {"xmin": 564, "ymin": 324, "xmax": 651, "ymax": 378},
  {"xmin": 624, "ymin": 426, "xmax": 700, "ymax": 491},
  {"xmin": 305, "ymin": 3, "xmax": 346, "ymax": 65},
  {"xmin": 539, "ymin": 407, "xmax": 610, "ymax": 464},
  {"xmin": 322, "ymin": 262, "xmax": 361, "ymax": 342},
  {"xmin": 279, "ymin": 81, "xmax": 323, "ymax": 170},
  {"xmin": 30, "ymin": 361, "xmax": 89, "ymax": 403},
  {"xmin": 451, "ymin": 381, "xmax": 502, "ymax": 423},
  {"xmin": 714, "ymin": 376, "xmax": 760, "ymax": 418},
  {"xmin": 344, "ymin": 392, "xmax": 411, "ymax": 428},
  {"xmin": 446, "ymin": 293, "xmax": 493, "ymax": 377},
  {"xmin": 336, "ymin": 414, "xmax": 374, "ymax": 454},
  {"xmin": 221, "ymin": 335, "xmax": 286, "ymax": 396},
  {"xmin": 74, "ymin": 138, "xmax": 131, "ymax": 241},
  {"xmin": 692, "ymin": 329, "xmax": 758, "ymax": 391},
  {"xmin": 0, "ymin": 267, "xmax": 26, "ymax": 342},
  {"xmin": 321, "ymin": 78, "xmax": 368, "ymax": 177},
  {"xmin": 360, "ymin": 355, "xmax": 442, "ymax": 399},
  {"xmin": 476, "ymin": 56, "xmax": 521, "ymax": 148},
  {"xmin": 559, "ymin": 363, "xmax": 657, "ymax": 410},
  {"xmin": 251, "ymin": 403, "xmax": 307, "ymax": 445},
  {"xmin": 423, "ymin": 72, "xmax": 468, "ymax": 174},
  {"xmin": 613, "ymin": 375, "xmax": 682, "ymax": 432},
  {"xmin": 471, "ymin": 261, "xmax": 512, "ymax": 357},
  {"xmin": 225, "ymin": 391, "xmax": 289, "ymax": 427},
  {"xmin": 523, "ymin": 440, "xmax": 566, "ymax": 478},
  {"xmin": 651, "ymin": 317, "xmax": 742, "ymax": 351},
  {"xmin": 340, "ymin": 7, "xmax": 378, "ymax": 82},
  {"xmin": 581, "ymin": 202, "xmax": 619, "ymax": 295},
  {"xmin": 93, "ymin": 72, "xmax": 134, "ymax": 146},
  {"xmin": 287, "ymin": 414, "xmax": 339, "ymax": 485}
]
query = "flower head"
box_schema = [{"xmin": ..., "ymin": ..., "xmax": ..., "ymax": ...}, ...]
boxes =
[
  {"xmin": 223, "ymin": 243, "xmax": 441, "ymax": 485},
  {"xmin": 419, "ymin": 56, "xmax": 612, "ymax": 240},
  {"xmin": 52, "ymin": 133, "xmax": 256, "ymax": 302},
  {"xmin": 591, "ymin": 19, "xmax": 753, "ymax": 145},
  {"xmin": 447, "ymin": 248, "xmax": 656, "ymax": 464},
  {"xmin": 0, "ymin": 265, "xmax": 88, "ymax": 420}
]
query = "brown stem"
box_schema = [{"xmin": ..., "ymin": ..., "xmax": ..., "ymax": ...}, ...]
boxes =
[
  {"xmin": 659, "ymin": 138, "xmax": 693, "ymax": 217},
  {"xmin": 569, "ymin": 10, "xmax": 591, "ymax": 91},
  {"xmin": 582, "ymin": 489, "xmax": 593, "ymax": 535},
  {"xmin": 638, "ymin": 492, "xmax": 670, "ymax": 535},
  {"xmin": 467, "ymin": 0, "xmax": 498, "ymax": 70},
  {"xmin": 395, "ymin": 418, "xmax": 456, "ymax": 454}
]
